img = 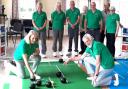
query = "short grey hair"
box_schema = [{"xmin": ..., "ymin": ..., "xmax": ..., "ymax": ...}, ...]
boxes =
[
  {"xmin": 110, "ymin": 6, "xmax": 115, "ymax": 10},
  {"xmin": 82, "ymin": 33, "xmax": 94, "ymax": 42},
  {"xmin": 36, "ymin": 2, "xmax": 43, "ymax": 7}
]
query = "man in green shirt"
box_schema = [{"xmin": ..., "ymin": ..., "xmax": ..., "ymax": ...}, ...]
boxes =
[
  {"xmin": 66, "ymin": 0, "xmax": 80, "ymax": 56},
  {"xmin": 85, "ymin": 2, "xmax": 103, "ymax": 41},
  {"xmin": 6, "ymin": 30, "xmax": 41, "ymax": 79},
  {"xmin": 32, "ymin": 2, "xmax": 47, "ymax": 58},
  {"xmin": 65, "ymin": 34, "xmax": 119, "ymax": 87},
  {"xmin": 106, "ymin": 6, "xmax": 120, "ymax": 57},
  {"xmin": 51, "ymin": 2, "xmax": 66, "ymax": 57}
]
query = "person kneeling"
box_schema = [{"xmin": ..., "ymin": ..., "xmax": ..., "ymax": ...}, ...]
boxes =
[
  {"xmin": 7, "ymin": 30, "xmax": 41, "ymax": 79},
  {"xmin": 64, "ymin": 33, "xmax": 119, "ymax": 87}
]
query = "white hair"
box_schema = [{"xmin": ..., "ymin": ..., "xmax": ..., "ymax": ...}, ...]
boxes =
[
  {"xmin": 24, "ymin": 30, "xmax": 39, "ymax": 44},
  {"xmin": 110, "ymin": 6, "xmax": 115, "ymax": 10},
  {"xmin": 36, "ymin": 2, "xmax": 43, "ymax": 7},
  {"xmin": 82, "ymin": 33, "xmax": 94, "ymax": 42}
]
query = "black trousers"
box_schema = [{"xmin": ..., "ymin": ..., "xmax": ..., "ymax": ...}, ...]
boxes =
[
  {"xmin": 80, "ymin": 31, "xmax": 87, "ymax": 54},
  {"xmin": 100, "ymin": 31, "xmax": 105, "ymax": 43},
  {"xmin": 68, "ymin": 27, "xmax": 79, "ymax": 52},
  {"xmin": 106, "ymin": 33, "xmax": 115, "ymax": 57},
  {"xmin": 87, "ymin": 28, "xmax": 100, "ymax": 41}
]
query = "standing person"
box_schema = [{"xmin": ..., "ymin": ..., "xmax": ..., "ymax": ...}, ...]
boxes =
[
  {"xmin": 100, "ymin": 2, "xmax": 110, "ymax": 43},
  {"xmin": 64, "ymin": 34, "xmax": 119, "ymax": 87},
  {"xmin": 5, "ymin": 30, "xmax": 41, "ymax": 79},
  {"xmin": 32, "ymin": 2, "xmax": 47, "ymax": 58},
  {"xmin": 51, "ymin": 2, "xmax": 66, "ymax": 57},
  {"xmin": 79, "ymin": 6, "xmax": 88, "ymax": 54},
  {"xmin": 84, "ymin": 2, "xmax": 103, "ymax": 41},
  {"xmin": 66, "ymin": 0, "xmax": 80, "ymax": 56},
  {"xmin": 106, "ymin": 6, "xmax": 120, "ymax": 57}
]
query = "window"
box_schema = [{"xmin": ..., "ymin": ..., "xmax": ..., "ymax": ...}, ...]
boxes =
[{"xmin": 18, "ymin": 0, "xmax": 36, "ymax": 19}]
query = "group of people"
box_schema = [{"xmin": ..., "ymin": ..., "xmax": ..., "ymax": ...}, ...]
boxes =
[
  {"xmin": 6, "ymin": 0, "xmax": 121, "ymax": 87},
  {"xmin": 31, "ymin": 1, "xmax": 121, "ymax": 59}
]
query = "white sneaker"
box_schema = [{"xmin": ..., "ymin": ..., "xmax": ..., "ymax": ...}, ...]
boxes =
[
  {"xmin": 41, "ymin": 54, "xmax": 46, "ymax": 58},
  {"xmin": 59, "ymin": 51, "xmax": 63, "ymax": 56},
  {"xmin": 53, "ymin": 52, "xmax": 57, "ymax": 57},
  {"xmin": 114, "ymin": 74, "xmax": 119, "ymax": 86},
  {"xmin": 86, "ymin": 76, "xmax": 93, "ymax": 80},
  {"xmin": 66, "ymin": 52, "xmax": 72, "ymax": 57},
  {"xmin": 34, "ymin": 74, "xmax": 41, "ymax": 80},
  {"xmin": 74, "ymin": 52, "xmax": 78, "ymax": 56},
  {"xmin": 4, "ymin": 60, "xmax": 11, "ymax": 75}
]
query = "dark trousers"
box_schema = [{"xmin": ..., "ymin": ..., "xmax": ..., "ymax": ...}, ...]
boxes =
[
  {"xmin": 87, "ymin": 28, "xmax": 100, "ymax": 41},
  {"xmin": 52, "ymin": 29, "xmax": 64, "ymax": 52},
  {"xmin": 106, "ymin": 33, "xmax": 115, "ymax": 57},
  {"xmin": 40, "ymin": 31, "xmax": 47, "ymax": 54},
  {"xmin": 100, "ymin": 31, "xmax": 105, "ymax": 43},
  {"xmin": 68, "ymin": 27, "xmax": 79, "ymax": 52},
  {"xmin": 80, "ymin": 31, "xmax": 87, "ymax": 54}
]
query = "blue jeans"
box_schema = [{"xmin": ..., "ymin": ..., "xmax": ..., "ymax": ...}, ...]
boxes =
[{"xmin": 83, "ymin": 57, "xmax": 113, "ymax": 87}]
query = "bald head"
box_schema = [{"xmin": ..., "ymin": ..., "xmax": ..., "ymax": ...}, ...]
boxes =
[{"xmin": 56, "ymin": 2, "xmax": 62, "ymax": 11}]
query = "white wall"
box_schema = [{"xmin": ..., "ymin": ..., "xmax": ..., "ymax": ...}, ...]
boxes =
[
  {"xmin": 2, "ymin": 0, "xmax": 12, "ymax": 18},
  {"xmin": 40, "ymin": 0, "xmax": 66, "ymax": 20}
]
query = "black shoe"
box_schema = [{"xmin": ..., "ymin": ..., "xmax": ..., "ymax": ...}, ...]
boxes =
[
  {"xmin": 10, "ymin": 60, "xmax": 16, "ymax": 66},
  {"xmin": 79, "ymin": 51, "xmax": 84, "ymax": 54}
]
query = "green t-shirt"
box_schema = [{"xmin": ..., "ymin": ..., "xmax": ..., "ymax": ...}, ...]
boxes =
[
  {"xmin": 85, "ymin": 9, "xmax": 103, "ymax": 29},
  {"xmin": 85, "ymin": 41, "xmax": 114, "ymax": 69},
  {"xmin": 66, "ymin": 7, "xmax": 80, "ymax": 28},
  {"xmin": 14, "ymin": 39, "xmax": 39, "ymax": 61},
  {"xmin": 32, "ymin": 11, "xmax": 47, "ymax": 32},
  {"xmin": 106, "ymin": 13, "xmax": 120, "ymax": 33},
  {"xmin": 51, "ymin": 10, "xmax": 66, "ymax": 30}
]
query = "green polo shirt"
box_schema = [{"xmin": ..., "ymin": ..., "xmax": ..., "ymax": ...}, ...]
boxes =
[
  {"xmin": 51, "ymin": 10, "xmax": 66, "ymax": 30},
  {"xmin": 106, "ymin": 13, "xmax": 120, "ymax": 33},
  {"xmin": 66, "ymin": 7, "xmax": 80, "ymax": 28},
  {"xmin": 85, "ymin": 41, "xmax": 114, "ymax": 69},
  {"xmin": 85, "ymin": 9, "xmax": 103, "ymax": 29},
  {"xmin": 14, "ymin": 39, "xmax": 39, "ymax": 61},
  {"xmin": 32, "ymin": 11, "xmax": 47, "ymax": 32}
]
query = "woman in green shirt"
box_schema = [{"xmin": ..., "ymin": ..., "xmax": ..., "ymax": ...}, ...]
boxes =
[
  {"xmin": 106, "ymin": 6, "xmax": 120, "ymax": 57},
  {"xmin": 7, "ymin": 30, "xmax": 41, "ymax": 79}
]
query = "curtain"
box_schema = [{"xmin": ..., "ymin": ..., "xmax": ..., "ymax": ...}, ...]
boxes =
[{"xmin": 12, "ymin": 0, "xmax": 19, "ymax": 19}]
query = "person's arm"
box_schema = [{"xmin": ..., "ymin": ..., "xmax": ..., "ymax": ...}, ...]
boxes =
[
  {"xmin": 94, "ymin": 55, "xmax": 101, "ymax": 76},
  {"xmin": 22, "ymin": 54, "xmax": 34, "ymax": 78},
  {"xmin": 33, "ymin": 48, "xmax": 40, "ymax": 56},
  {"xmin": 92, "ymin": 55, "xmax": 101, "ymax": 84},
  {"xmin": 115, "ymin": 21, "xmax": 120, "ymax": 37},
  {"xmin": 66, "ymin": 17, "xmax": 72, "ymax": 26},
  {"xmin": 84, "ymin": 19, "xmax": 87, "ymax": 32},
  {"xmin": 115, "ymin": 14, "xmax": 120, "ymax": 38},
  {"xmin": 99, "ymin": 19, "xmax": 103, "ymax": 33},
  {"xmin": 74, "ymin": 16, "xmax": 80, "ymax": 26},
  {"xmin": 40, "ymin": 20, "xmax": 47, "ymax": 30},
  {"xmin": 32, "ymin": 20, "xmax": 39, "ymax": 31},
  {"xmin": 64, "ymin": 52, "xmax": 88, "ymax": 64}
]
